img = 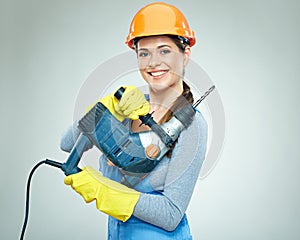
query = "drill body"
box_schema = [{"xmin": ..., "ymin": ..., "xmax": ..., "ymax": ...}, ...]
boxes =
[{"xmin": 61, "ymin": 100, "xmax": 195, "ymax": 186}]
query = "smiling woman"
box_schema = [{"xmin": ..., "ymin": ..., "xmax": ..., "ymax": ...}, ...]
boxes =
[
  {"xmin": 137, "ymin": 36, "xmax": 190, "ymax": 92},
  {"xmin": 61, "ymin": 2, "xmax": 207, "ymax": 240},
  {"xmin": 132, "ymin": 35, "xmax": 192, "ymax": 129}
]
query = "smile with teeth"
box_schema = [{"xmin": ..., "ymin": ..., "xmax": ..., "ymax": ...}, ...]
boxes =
[{"xmin": 148, "ymin": 70, "xmax": 168, "ymax": 78}]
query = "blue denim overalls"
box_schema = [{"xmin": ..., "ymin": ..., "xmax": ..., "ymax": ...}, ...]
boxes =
[{"xmin": 99, "ymin": 155, "xmax": 193, "ymax": 240}]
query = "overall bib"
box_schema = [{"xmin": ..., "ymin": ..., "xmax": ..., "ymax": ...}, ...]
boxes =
[{"xmin": 100, "ymin": 155, "xmax": 193, "ymax": 240}]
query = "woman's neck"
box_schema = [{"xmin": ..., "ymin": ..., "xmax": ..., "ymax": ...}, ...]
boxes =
[{"xmin": 148, "ymin": 84, "xmax": 183, "ymax": 120}]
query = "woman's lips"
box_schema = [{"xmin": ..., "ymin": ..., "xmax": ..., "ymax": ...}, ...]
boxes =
[{"xmin": 148, "ymin": 70, "xmax": 169, "ymax": 79}]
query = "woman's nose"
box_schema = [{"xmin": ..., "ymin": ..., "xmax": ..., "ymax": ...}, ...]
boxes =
[{"xmin": 148, "ymin": 52, "xmax": 161, "ymax": 68}]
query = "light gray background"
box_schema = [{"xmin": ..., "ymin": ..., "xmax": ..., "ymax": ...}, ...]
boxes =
[{"xmin": 1, "ymin": 0, "xmax": 299, "ymax": 239}]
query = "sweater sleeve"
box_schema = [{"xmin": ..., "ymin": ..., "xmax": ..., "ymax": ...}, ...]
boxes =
[{"xmin": 133, "ymin": 111, "xmax": 208, "ymax": 231}]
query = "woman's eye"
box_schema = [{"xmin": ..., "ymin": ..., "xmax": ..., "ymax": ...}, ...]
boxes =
[
  {"xmin": 161, "ymin": 49, "xmax": 171, "ymax": 55},
  {"xmin": 138, "ymin": 52, "xmax": 149, "ymax": 57}
]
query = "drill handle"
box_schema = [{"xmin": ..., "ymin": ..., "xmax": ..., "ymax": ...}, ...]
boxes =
[
  {"xmin": 114, "ymin": 86, "xmax": 174, "ymax": 147},
  {"xmin": 114, "ymin": 86, "xmax": 126, "ymax": 100},
  {"xmin": 61, "ymin": 134, "xmax": 91, "ymax": 175}
]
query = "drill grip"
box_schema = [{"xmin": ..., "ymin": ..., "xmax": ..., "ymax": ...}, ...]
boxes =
[
  {"xmin": 114, "ymin": 86, "xmax": 126, "ymax": 100},
  {"xmin": 114, "ymin": 87, "xmax": 174, "ymax": 147},
  {"xmin": 61, "ymin": 134, "xmax": 91, "ymax": 175}
]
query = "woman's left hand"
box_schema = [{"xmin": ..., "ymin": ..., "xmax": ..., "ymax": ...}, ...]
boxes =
[{"xmin": 115, "ymin": 86, "xmax": 150, "ymax": 120}]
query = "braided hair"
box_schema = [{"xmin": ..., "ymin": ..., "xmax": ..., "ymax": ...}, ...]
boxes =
[{"xmin": 159, "ymin": 81, "xmax": 194, "ymax": 158}]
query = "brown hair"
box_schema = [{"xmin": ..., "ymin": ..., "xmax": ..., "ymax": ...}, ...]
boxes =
[
  {"xmin": 160, "ymin": 81, "xmax": 194, "ymax": 158},
  {"xmin": 158, "ymin": 81, "xmax": 194, "ymax": 124}
]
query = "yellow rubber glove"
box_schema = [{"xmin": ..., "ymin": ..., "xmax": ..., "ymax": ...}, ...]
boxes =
[
  {"xmin": 87, "ymin": 86, "xmax": 150, "ymax": 121},
  {"xmin": 64, "ymin": 166, "xmax": 140, "ymax": 222},
  {"xmin": 114, "ymin": 86, "xmax": 150, "ymax": 120}
]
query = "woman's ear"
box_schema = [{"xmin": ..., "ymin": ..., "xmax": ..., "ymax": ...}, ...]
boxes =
[{"xmin": 183, "ymin": 46, "xmax": 191, "ymax": 66}]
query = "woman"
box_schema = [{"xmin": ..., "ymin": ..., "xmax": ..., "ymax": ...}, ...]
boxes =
[{"xmin": 62, "ymin": 2, "xmax": 208, "ymax": 239}]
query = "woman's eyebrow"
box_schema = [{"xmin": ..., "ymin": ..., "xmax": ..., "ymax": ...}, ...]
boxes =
[
  {"xmin": 157, "ymin": 44, "xmax": 171, "ymax": 49},
  {"xmin": 137, "ymin": 48, "xmax": 149, "ymax": 52},
  {"xmin": 138, "ymin": 45, "xmax": 171, "ymax": 51}
]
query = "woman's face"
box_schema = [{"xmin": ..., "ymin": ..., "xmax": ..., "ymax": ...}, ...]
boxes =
[{"xmin": 137, "ymin": 35, "xmax": 190, "ymax": 93}]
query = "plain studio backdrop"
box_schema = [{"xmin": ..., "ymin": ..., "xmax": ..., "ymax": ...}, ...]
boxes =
[{"xmin": 1, "ymin": 0, "xmax": 299, "ymax": 239}]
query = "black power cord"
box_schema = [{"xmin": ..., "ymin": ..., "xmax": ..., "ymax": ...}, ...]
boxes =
[{"xmin": 20, "ymin": 159, "xmax": 62, "ymax": 240}]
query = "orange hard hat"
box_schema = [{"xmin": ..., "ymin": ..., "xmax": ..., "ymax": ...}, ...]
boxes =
[{"xmin": 125, "ymin": 2, "xmax": 196, "ymax": 49}]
